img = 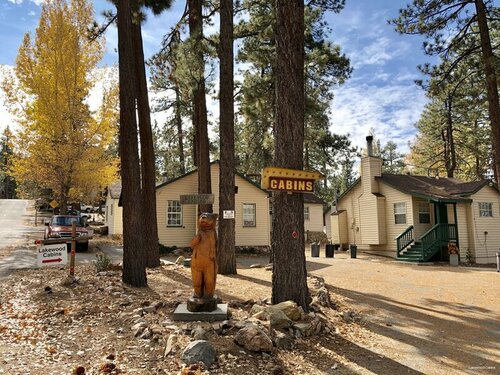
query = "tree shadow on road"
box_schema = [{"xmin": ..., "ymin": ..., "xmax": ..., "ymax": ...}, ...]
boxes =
[{"xmin": 328, "ymin": 285, "xmax": 500, "ymax": 373}]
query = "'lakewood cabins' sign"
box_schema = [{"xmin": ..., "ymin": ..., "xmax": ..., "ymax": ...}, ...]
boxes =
[{"xmin": 261, "ymin": 167, "xmax": 322, "ymax": 193}]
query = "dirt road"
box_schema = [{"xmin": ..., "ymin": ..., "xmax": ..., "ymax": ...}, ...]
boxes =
[{"xmin": 303, "ymin": 252, "xmax": 500, "ymax": 374}]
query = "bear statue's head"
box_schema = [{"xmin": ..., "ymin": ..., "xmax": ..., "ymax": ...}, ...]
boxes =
[{"xmin": 198, "ymin": 212, "xmax": 218, "ymax": 231}]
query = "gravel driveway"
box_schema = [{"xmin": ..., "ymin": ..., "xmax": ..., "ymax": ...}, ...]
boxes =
[{"xmin": 304, "ymin": 251, "xmax": 500, "ymax": 374}]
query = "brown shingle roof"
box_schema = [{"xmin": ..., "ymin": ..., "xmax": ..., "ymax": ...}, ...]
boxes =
[
  {"xmin": 375, "ymin": 174, "xmax": 493, "ymax": 202},
  {"xmin": 303, "ymin": 193, "xmax": 325, "ymax": 205}
]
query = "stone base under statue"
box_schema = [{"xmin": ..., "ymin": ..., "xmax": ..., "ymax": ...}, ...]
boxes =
[{"xmin": 173, "ymin": 303, "xmax": 228, "ymax": 321}]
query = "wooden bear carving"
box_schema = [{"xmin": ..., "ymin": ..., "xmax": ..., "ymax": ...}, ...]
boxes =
[{"xmin": 189, "ymin": 212, "xmax": 218, "ymax": 300}]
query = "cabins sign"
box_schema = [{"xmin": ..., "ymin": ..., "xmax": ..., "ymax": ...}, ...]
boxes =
[{"xmin": 261, "ymin": 167, "xmax": 322, "ymax": 193}]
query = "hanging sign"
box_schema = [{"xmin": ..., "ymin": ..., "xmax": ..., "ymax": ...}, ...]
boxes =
[
  {"xmin": 180, "ymin": 194, "xmax": 214, "ymax": 205},
  {"xmin": 261, "ymin": 167, "xmax": 322, "ymax": 193}
]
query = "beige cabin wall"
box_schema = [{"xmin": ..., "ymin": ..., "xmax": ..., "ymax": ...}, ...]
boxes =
[{"xmin": 470, "ymin": 186, "xmax": 500, "ymax": 264}]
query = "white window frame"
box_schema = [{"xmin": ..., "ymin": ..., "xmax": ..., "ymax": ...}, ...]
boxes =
[
  {"xmin": 478, "ymin": 202, "xmax": 493, "ymax": 217},
  {"xmin": 304, "ymin": 206, "xmax": 310, "ymax": 221},
  {"xmin": 394, "ymin": 202, "xmax": 407, "ymax": 224},
  {"xmin": 167, "ymin": 200, "xmax": 182, "ymax": 227},
  {"xmin": 418, "ymin": 202, "xmax": 430, "ymax": 224},
  {"xmin": 242, "ymin": 203, "xmax": 256, "ymax": 227}
]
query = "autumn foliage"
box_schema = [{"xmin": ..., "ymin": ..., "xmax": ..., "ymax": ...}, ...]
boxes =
[{"xmin": 2, "ymin": 0, "xmax": 118, "ymax": 210}]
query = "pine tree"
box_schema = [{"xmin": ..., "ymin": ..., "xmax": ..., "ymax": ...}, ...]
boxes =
[
  {"xmin": 391, "ymin": 0, "xmax": 500, "ymax": 182},
  {"xmin": 218, "ymin": 0, "xmax": 237, "ymax": 275},
  {"xmin": 272, "ymin": 0, "xmax": 310, "ymax": 311},
  {"xmin": 117, "ymin": 0, "xmax": 147, "ymax": 287}
]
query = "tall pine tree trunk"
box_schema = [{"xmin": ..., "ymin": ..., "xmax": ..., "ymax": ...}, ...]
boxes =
[
  {"xmin": 175, "ymin": 87, "xmax": 186, "ymax": 175},
  {"xmin": 117, "ymin": 0, "xmax": 147, "ymax": 287},
  {"xmin": 218, "ymin": 0, "xmax": 236, "ymax": 275},
  {"xmin": 444, "ymin": 97, "xmax": 456, "ymax": 178},
  {"xmin": 132, "ymin": 17, "xmax": 160, "ymax": 268},
  {"xmin": 188, "ymin": 0, "xmax": 212, "ymax": 213},
  {"xmin": 272, "ymin": 0, "xmax": 310, "ymax": 311},
  {"xmin": 475, "ymin": 0, "xmax": 500, "ymax": 183}
]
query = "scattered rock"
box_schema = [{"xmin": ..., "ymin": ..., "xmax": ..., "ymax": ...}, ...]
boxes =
[
  {"xmin": 175, "ymin": 256, "xmax": 186, "ymax": 265},
  {"xmin": 249, "ymin": 263, "xmax": 263, "ymax": 268},
  {"xmin": 342, "ymin": 310, "xmax": 355, "ymax": 323},
  {"xmin": 269, "ymin": 309, "xmax": 292, "ymax": 330},
  {"xmin": 234, "ymin": 324, "xmax": 273, "ymax": 352},
  {"xmin": 180, "ymin": 340, "xmax": 216, "ymax": 367},
  {"xmin": 192, "ymin": 326, "xmax": 208, "ymax": 340},
  {"xmin": 164, "ymin": 334, "xmax": 178, "ymax": 357},
  {"xmin": 314, "ymin": 287, "xmax": 331, "ymax": 308},
  {"xmin": 272, "ymin": 331, "xmax": 294, "ymax": 349}
]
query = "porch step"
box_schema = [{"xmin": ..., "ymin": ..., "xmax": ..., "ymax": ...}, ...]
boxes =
[{"xmin": 397, "ymin": 244, "xmax": 423, "ymax": 262}]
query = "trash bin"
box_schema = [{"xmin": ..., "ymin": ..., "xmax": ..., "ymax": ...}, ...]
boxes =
[
  {"xmin": 311, "ymin": 243, "xmax": 320, "ymax": 257},
  {"xmin": 349, "ymin": 244, "xmax": 357, "ymax": 259},
  {"xmin": 325, "ymin": 244, "xmax": 334, "ymax": 258}
]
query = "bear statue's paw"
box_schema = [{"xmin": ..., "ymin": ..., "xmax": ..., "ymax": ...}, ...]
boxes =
[{"xmin": 187, "ymin": 296, "xmax": 218, "ymax": 312}]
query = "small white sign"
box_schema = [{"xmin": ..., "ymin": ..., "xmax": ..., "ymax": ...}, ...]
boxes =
[
  {"xmin": 37, "ymin": 244, "xmax": 68, "ymax": 267},
  {"xmin": 223, "ymin": 210, "xmax": 235, "ymax": 219}
]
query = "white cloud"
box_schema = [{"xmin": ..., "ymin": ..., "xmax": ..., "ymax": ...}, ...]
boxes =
[
  {"xmin": 8, "ymin": 0, "xmax": 45, "ymax": 5},
  {"xmin": 329, "ymin": 82, "xmax": 427, "ymax": 154}
]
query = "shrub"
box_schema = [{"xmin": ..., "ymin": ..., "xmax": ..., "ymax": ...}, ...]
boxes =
[{"xmin": 95, "ymin": 252, "xmax": 112, "ymax": 273}]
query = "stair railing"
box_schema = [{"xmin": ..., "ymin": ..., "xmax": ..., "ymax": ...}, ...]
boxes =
[
  {"xmin": 420, "ymin": 223, "xmax": 457, "ymax": 261},
  {"xmin": 396, "ymin": 225, "xmax": 414, "ymax": 257}
]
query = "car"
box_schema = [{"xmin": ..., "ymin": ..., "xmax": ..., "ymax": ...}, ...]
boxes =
[
  {"xmin": 44, "ymin": 215, "xmax": 93, "ymax": 251},
  {"xmin": 80, "ymin": 204, "xmax": 94, "ymax": 213}
]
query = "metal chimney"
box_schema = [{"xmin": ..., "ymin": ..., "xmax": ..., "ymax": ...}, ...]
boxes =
[{"xmin": 366, "ymin": 135, "xmax": 374, "ymax": 156}]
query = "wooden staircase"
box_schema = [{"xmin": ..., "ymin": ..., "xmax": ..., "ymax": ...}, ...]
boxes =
[
  {"xmin": 396, "ymin": 223, "xmax": 457, "ymax": 263},
  {"xmin": 397, "ymin": 242, "xmax": 424, "ymax": 262}
]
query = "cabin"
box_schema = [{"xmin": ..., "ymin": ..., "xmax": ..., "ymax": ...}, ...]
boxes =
[
  {"xmin": 156, "ymin": 162, "xmax": 271, "ymax": 248},
  {"xmin": 105, "ymin": 162, "xmax": 326, "ymax": 248},
  {"xmin": 104, "ymin": 182, "xmax": 123, "ymax": 235},
  {"xmin": 331, "ymin": 136, "xmax": 499, "ymax": 264}
]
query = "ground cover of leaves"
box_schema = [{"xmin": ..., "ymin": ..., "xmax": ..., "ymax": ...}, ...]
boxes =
[{"xmin": 0, "ymin": 258, "xmax": 382, "ymax": 375}]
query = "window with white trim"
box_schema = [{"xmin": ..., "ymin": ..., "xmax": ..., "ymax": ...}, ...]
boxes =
[
  {"xmin": 418, "ymin": 202, "xmax": 430, "ymax": 224},
  {"xmin": 167, "ymin": 200, "xmax": 182, "ymax": 226},
  {"xmin": 478, "ymin": 202, "xmax": 493, "ymax": 217},
  {"xmin": 394, "ymin": 202, "xmax": 406, "ymax": 224},
  {"xmin": 304, "ymin": 206, "xmax": 310, "ymax": 221},
  {"xmin": 243, "ymin": 203, "xmax": 256, "ymax": 227}
]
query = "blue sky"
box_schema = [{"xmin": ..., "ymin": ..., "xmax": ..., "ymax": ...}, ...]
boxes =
[{"xmin": 0, "ymin": 0, "xmax": 439, "ymax": 153}]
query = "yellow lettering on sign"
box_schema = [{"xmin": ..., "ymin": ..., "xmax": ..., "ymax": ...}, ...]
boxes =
[
  {"xmin": 278, "ymin": 180, "xmax": 285, "ymax": 189},
  {"xmin": 306, "ymin": 181, "xmax": 313, "ymax": 191},
  {"xmin": 270, "ymin": 179, "xmax": 278, "ymax": 189}
]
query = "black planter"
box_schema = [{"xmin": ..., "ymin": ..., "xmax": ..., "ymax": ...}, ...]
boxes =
[
  {"xmin": 325, "ymin": 244, "xmax": 334, "ymax": 258},
  {"xmin": 311, "ymin": 244, "xmax": 320, "ymax": 257},
  {"xmin": 349, "ymin": 244, "xmax": 357, "ymax": 258}
]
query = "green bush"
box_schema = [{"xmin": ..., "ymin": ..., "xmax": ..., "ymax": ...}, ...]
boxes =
[{"xmin": 95, "ymin": 252, "xmax": 112, "ymax": 273}]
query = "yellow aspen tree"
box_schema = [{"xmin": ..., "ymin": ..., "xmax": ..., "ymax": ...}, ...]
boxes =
[{"xmin": 3, "ymin": 0, "xmax": 118, "ymax": 211}]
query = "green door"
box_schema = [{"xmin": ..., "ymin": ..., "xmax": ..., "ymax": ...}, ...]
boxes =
[{"xmin": 435, "ymin": 203, "xmax": 448, "ymax": 224}]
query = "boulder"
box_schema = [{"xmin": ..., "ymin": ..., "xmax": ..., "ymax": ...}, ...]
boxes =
[
  {"xmin": 272, "ymin": 331, "xmax": 294, "ymax": 349},
  {"xmin": 180, "ymin": 340, "xmax": 216, "ymax": 367},
  {"xmin": 269, "ymin": 309, "xmax": 292, "ymax": 330},
  {"xmin": 234, "ymin": 325, "xmax": 273, "ymax": 352}
]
